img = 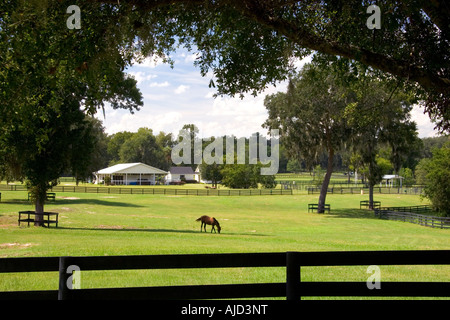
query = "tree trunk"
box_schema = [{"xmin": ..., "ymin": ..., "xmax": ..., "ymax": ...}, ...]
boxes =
[
  {"xmin": 369, "ymin": 184, "xmax": 374, "ymax": 210},
  {"xmin": 318, "ymin": 147, "xmax": 334, "ymax": 213},
  {"xmin": 368, "ymin": 158, "xmax": 375, "ymax": 210},
  {"xmin": 31, "ymin": 184, "xmax": 47, "ymax": 227},
  {"xmin": 34, "ymin": 197, "xmax": 44, "ymax": 227}
]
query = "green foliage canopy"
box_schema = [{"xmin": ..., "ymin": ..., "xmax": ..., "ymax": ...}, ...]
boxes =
[
  {"xmin": 95, "ymin": 0, "xmax": 449, "ymax": 131},
  {"xmin": 420, "ymin": 143, "xmax": 450, "ymax": 216},
  {"xmin": 0, "ymin": 0, "xmax": 143, "ymax": 220}
]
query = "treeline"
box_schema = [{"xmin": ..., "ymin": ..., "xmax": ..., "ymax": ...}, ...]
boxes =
[
  {"xmin": 90, "ymin": 122, "xmax": 278, "ymax": 189},
  {"xmin": 86, "ymin": 118, "xmax": 448, "ymax": 187},
  {"xmin": 279, "ymin": 135, "xmax": 449, "ymax": 184},
  {"xmin": 86, "ymin": 119, "xmax": 278, "ymax": 172},
  {"xmin": 84, "ymin": 120, "xmax": 174, "ymax": 174}
]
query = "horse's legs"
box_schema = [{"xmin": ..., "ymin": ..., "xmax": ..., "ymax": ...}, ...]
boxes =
[
  {"xmin": 200, "ymin": 222, "xmax": 203, "ymax": 232},
  {"xmin": 211, "ymin": 225, "xmax": 216, "ymax": 233}
]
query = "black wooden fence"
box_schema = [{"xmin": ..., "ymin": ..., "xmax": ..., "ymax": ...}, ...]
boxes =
[
  {"xmin": 307, "ymin": 186, "xmax": 424, "ymax": 195},
  {"xmin": 378, "ymin": 205, "xmax": 433, "ymax": 214},
  {"xmin": 375, "ymin": 209, "xmax": 450, "ymax": 229},
  {"xmin": 0, "ymin": 184, "xmax": 292, "ymax": 196},
  {"xmin": 0, "ymin": 250, "xmax": 449, "ymax": 300}
]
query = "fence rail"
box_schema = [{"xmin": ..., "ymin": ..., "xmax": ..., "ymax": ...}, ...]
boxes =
[
  {"xmin": 307, "ymin": 186, "xmax": 424, "ymax": 195},
  {"xmin": 378, "ymin": 205, "xmax": 433, "ymax": 214},
  {"xmin": 0, "ymin": 250, "xmax": 449, "ymax": 300},
  {"xmin": 375, "ymin": 208, "xmax": 450, "ymax": 229},
  {"xmin": 0, "ymin": 184, "xmax": 292, "ymax": 196}
]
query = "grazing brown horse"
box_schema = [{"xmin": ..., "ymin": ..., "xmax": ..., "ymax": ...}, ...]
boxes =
[{"xmin": 196, "ymin": 215, "xmax": 221, "ymax": 234}]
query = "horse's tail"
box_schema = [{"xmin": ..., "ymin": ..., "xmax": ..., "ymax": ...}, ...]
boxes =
[{"xmin": 196, "ymin": 217, "xmax": 202, "ymax": 221}]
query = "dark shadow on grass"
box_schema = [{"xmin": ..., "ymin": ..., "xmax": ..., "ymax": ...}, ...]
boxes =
[
  {"xmin": 54, "ymin": 198, "xmax": 145, "ymax": 208},
  {"xmin": 1, "ymin": 198, "xmax": 144, "ymax": 208},
  {"xmin": 322, "ymin": 208, "xmax": 379, "ymax": 220},
  {"xmin": 57, "ymin": 226, "xmax": 269, "ymax": 237},
  {"xmin": 0, "ymin": 199, "xmax": 30, "ymax": 205}
]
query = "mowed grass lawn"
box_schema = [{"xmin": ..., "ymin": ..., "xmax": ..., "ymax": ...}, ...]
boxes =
[{"xmin": 0, "ymin": 190, "xmax": 449, "ymax": 298}]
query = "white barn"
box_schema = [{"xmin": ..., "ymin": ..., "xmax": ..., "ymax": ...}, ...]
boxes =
[
  {"xmin": 165, "ymin": 166, "xmax": 198, "ymax": 184},
  {"xmin": 381, "ymin": 174, "xmax": 404, "ymax": 188},
  {"xmin": 94, "ymin": 163, "xmax": 167, "ymax": 185}
]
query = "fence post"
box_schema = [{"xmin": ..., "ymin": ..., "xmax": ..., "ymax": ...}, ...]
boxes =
[
  {"xmin": 58, "ymin": 256, "xmax": 73, "ymax": 300},
  {"xmin": 286, "ymin": 252, "xmax": 300, "ymax": 300}
]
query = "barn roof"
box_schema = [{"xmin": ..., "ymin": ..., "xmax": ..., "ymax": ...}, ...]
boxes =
[
  {"xmin": 96, "ymin": 163, "xmax": 167, "ymax": 175},
  {"xmin": 169, "ymin": 166, "xmax": 195, "ymax": 175},
  {"xmin": 382, "ymin": 175, "xmax": 403, "ymax": 180}
]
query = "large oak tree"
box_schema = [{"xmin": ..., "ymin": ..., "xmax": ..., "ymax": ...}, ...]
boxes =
[
  {"xmin": 7, "ymin": 0, "xmax": 445, "ymax": 129},
  {"xmin": 0, "ymin": 0, "xmax": 143, "ymax": 224},
  {"xmin": 1, "ymin": 0, "xmax": 448, "ymax": 223},
  {"xmin": 264, "ymin": 62, "xmax": 352, "ymax": 213},
  {"xmin": 94, "ymin": 0, "xmax": 449, "ymax": 131}
]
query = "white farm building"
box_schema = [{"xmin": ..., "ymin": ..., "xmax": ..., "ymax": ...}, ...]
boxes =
[
  {"xmin": 165, "ymin": 166, "xmax": 199, "ymax": 184},
  {"xmin": 94, "ymin": 163, "xmax": 167, "ymax": 185},
  {"xmin": 381, "ymin": 174, "xmax": 404, "ymax": 188}
]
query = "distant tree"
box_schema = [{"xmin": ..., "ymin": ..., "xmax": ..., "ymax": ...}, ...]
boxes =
[
  {"xmin": 286, "ymin": 159, "xmax": 303, "ymax": 173},
  {"xmin": 415, "ymin": 158, "xmax": 431, "ymax": 185},
  {"xmin": 311, "ymin": 165, "xmax": 325, "ymax": 187},
  {"xmin": 221, "ymin": 165, "xmax": 255, "ymax": 189},
  {"xmin": 87, "ymin": 118, "xmax": 111, "ymax": 175},
  {"xmin": 376, "ymin": 157, "xmax": 394, "ymax": 177},
  {"xmin": 70, "ymin": 117, "xmax": 107, "ymax": 185},
  {"xmin": 264, "ymin": 62, "xmax": 352, "ymax": 213},
  {"xmin": 382, "ymin": 117, "xmax": 421, "ymax": 175},
  {"xmin": 347, "ymin": 152, "xmax": 365, "ymax": 185},
  {"xmin": 155, "ymin": 131, "xmax": 175, "ymax": 170},
  {"xmin": 258, "ymin": 171, "xmax": 277, "ymax": 189},
  {"xmin": 3, "ymin": 100, "xmax": 109, "ymax": 225},
  {"xmin": 107, "ymin": 132, "xmax": 135, "ymax": 165},
  {"xmin": 345, "ymin": 76, "xmax": 417, "ymax": 208},
  {"xmin": 400, "ymin": 136, "xmax": 424, "ymax": 173},
  {"xmin": 399, "ymin": 168, "xmax": 415, "ymax": 187},
  {"xmin": 221, "ymin": 163, "xmax": 276, "ymax": 189},
  {"xmin": 199, "ymin": 162, "xmax": 223, "ymax": 188},
  {"xmin": 420, "ymin": 143, "xmax": 450, "ymax": 216},
  {"xmin": 175, "ymin": 124, "xmax": 200, "ymax": 169},
  {"xmin": 119, "ymin": 128, "xmax": 168, "ymax": 169},
  {"xmin": 421, "ymin": 136, "xmax": 450, "ymax": 158}
]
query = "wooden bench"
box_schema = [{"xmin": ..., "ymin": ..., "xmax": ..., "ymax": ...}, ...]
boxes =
[
  {"xmin": 18, "ymin": 211, "xmax": 59, "ymax": 228},
  {"xmin": 308, "ymin": 203, "xmax": 330, "ymax": 213},
  {"xmin": 360, "ymin": 200, "xmax": 381, "ymax": 210},
  {"xmin": 27, "ymin": 192, "xmax": 56, "ymax": 202},
  {"xmin": 46, "ymin": 192, "xmax": 56, "ymax": 201}
]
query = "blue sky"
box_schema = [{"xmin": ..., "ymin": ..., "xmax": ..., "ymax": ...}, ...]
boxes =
[{"xmin": 97, "ymin": 50, "xmax": 439, "ymax": 139}]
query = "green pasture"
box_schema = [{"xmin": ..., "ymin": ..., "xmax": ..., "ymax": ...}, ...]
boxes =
[{"xmin": 0, "ymin": 190, "xmax": 448, "ymax": 299}]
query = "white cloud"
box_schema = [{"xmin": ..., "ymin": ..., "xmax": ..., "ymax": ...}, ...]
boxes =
[
  {"xmin": 204, "ymin": 91, "xmax": 215, "ymax": 99},
  {"xmin": 184, "ymin": 53, "xmax": 199, "ymax": 64},
  {"xmin": 410, "ymin": 104, "xmax": 439, "ymax": 138},
  {"xmin": 98, "ymin": 107, "xmax": 184, "ymax": 135},
  {"xmin": 174, "ymin": 85, "xmax": 190, "ymax": 94},
  {"xmin": 197, "ymin": 93, "xmax": 271, "ymax": 137},
  {"xmin": 149, "ymin": 81, "xmax": 170, "ymax": 88},
  {"xmin": 292, "ymin": 55, "xmax": 312, "ymax": 70},
  {"xmin": 142, "ymin": 93, "xmax": 168, "ymax": 102},
  {"xmin": 133, "ymin": 56, "xmax": 166, "ymax": 68},
  {"xmin": 128, "ymin": 71, "xmax": 157, "ymax": 84},
  {"xmin": 102, "ymin": 49, "xmax": 439, "ymax": 142}
]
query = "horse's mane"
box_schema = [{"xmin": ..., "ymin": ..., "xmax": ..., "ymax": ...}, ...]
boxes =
[{"xmin": 213, "ymin": 217, "xmax": 220, "ymax": 225}]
